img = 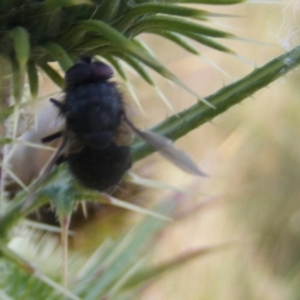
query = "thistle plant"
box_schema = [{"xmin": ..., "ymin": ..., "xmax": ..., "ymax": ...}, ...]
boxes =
[{"xmin": 0, "ymin": 0, "xmax": 299, "ymax": 299}]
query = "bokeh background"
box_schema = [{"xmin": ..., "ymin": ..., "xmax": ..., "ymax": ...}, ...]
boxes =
[{"xmin": 122, "ymin": 1, "xmax": 300, "ymax": 299}]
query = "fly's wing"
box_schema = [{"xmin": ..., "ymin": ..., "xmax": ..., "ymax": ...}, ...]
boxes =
[
  {"xmin": 112, "ymin": 119, "xmax": 134, "ymax": 146},
  {"xmin": 125, "ymin": 118, "xmax": 206, "ymax": 177}
]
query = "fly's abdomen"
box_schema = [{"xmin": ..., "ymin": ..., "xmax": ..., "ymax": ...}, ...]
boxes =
[{"xmin": 67, "ymin": 143, "xmax": 132, "ymax": 191}]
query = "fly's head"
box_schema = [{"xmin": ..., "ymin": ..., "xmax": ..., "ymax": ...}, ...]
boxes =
[{"xmin": 65, "ymin": 57, "xmax": 114, "ymax": 90}]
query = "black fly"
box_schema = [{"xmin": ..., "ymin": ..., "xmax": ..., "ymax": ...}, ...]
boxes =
[{"xmin": 42, "ymin": 57, "xmax": 205, "ymax": 191}]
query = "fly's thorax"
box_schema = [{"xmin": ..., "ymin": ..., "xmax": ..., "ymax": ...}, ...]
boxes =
[{"xmin": 63, "ymin": 81, "xmax": 125, "ymax": 149}]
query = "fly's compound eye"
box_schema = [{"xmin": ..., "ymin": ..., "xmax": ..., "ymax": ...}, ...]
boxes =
[
  {"xmin": 92, "ymin": 62, "xmax": 114, "ymax": 80},
  {"xmin": 65, "ymin": 63, "xmax": 93, "ymax": 86},
  {"xmin": 65, "ymin": 60, "xmax": 114, "ymax": 87}
]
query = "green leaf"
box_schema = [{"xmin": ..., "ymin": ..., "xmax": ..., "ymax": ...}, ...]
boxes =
[
  {"xmin": 81, "ymin": 201, "xmax": 175, "ymax": 299},
  {"xmin": 75, "ymin": 19, "xmax": 131, "ymax": 49},
  {"xmin": 95, "ymin": 0, "xmax": 121, "ymax": 21},
  {"xmin": 41, "ymin": 42, "xmax": 73, "ymax": 72},
  {"xmin": 38, "ymin": 62, "xmax": 64, "ymax": 88},
  {"xmin": 154, "ymin": 31, "xmax": 200, "ymax": 55},
  {"xmin": 115, "ymin": 3, "xmax": 231, "ymax": 30},
  {"xmin": 103, "ymin": 55, "xmax": 128, "ymax": 80},
  {"xmin": 75, "ymin": 20, "xmax": 208, "ymax": 105},
  {"xmin": 27, "ymin": 61, "xmax": 39, "ymax": 98},
  {"xmin": 10, "ymin": 27, "xmax": 30, "ymax": 68},
  {"xmin": 133, "ymin": 3, "xmax": 228, "ymax": 19},
  {"xmin": 126, "ymin": 15, "xmax": 234, "ymax": 38},
  {"xmin": 10, "ymin": 58, "xmax": 23, "ymax": 104},
  {"xmin": 110, "ymin": 52, "xmax": 155, "ymax": 85},
  {"xmin": 179, "ymin": 31, "xmax": 235, "ymax": 53}
]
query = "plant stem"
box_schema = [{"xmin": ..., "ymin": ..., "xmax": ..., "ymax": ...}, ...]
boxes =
[{"xmin": 131, "ymin": 45, "xmax": 300, "ymax": 161}]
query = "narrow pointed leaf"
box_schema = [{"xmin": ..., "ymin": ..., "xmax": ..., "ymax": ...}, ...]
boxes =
[
  {"xmin": 41, "ymin": 42, "xmax": 73, "ymax": 72},
  {"xmin": 75, "ymin": 20, "xmax": 131, "ymax": 49},
  {"xmin": 126, "ymin": 15, "xmax": 234, "ymax": 38},
  {"xmin": 38, "ymin": 63, "xmax": 64, "ymax": 88},
  {"xmin": 96, "ymin": 0, "xmax": 121, "ymax": 21},
  {"xmin": 155, "ymin": 31, "xmax": 200, "ymax": 55},
  {"xmin": 97, "ymin": 193, "xmax": 172, "ymax": 221},
  {"xmin": 83, "ymin": 201, "xmax": 175, "ymax": 298},
  {"xmin": 10, "ymin": 27, "xmax": 30, "ymax": 67},
  {"xmin": 122, "ymin": 3, "xmax": 233, "ymax": 22},
  {"xmin": 104, "ymin": 56, "xmax": 128, "ymax": 80},
  {"xmin": 181, "ymin": 31, "xmax": 235, "ymax": 53},
  {"xmin": 10, "ymin": 58, "xmax": 23, "ymax": 103},
  {"xmin": 115, "ymin": 3, "xmax": 234, "ymax": 30},
  {"xmin": 111, "ymin": 52, "xmax": 155, "ymax": 85},
  {"xmin": 75, "ymin": 20, "xmax": 209, "ymax": 105},
  {"xmin": 27, "ymin": 61, "xmax": 39, "ymax": 98}
]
